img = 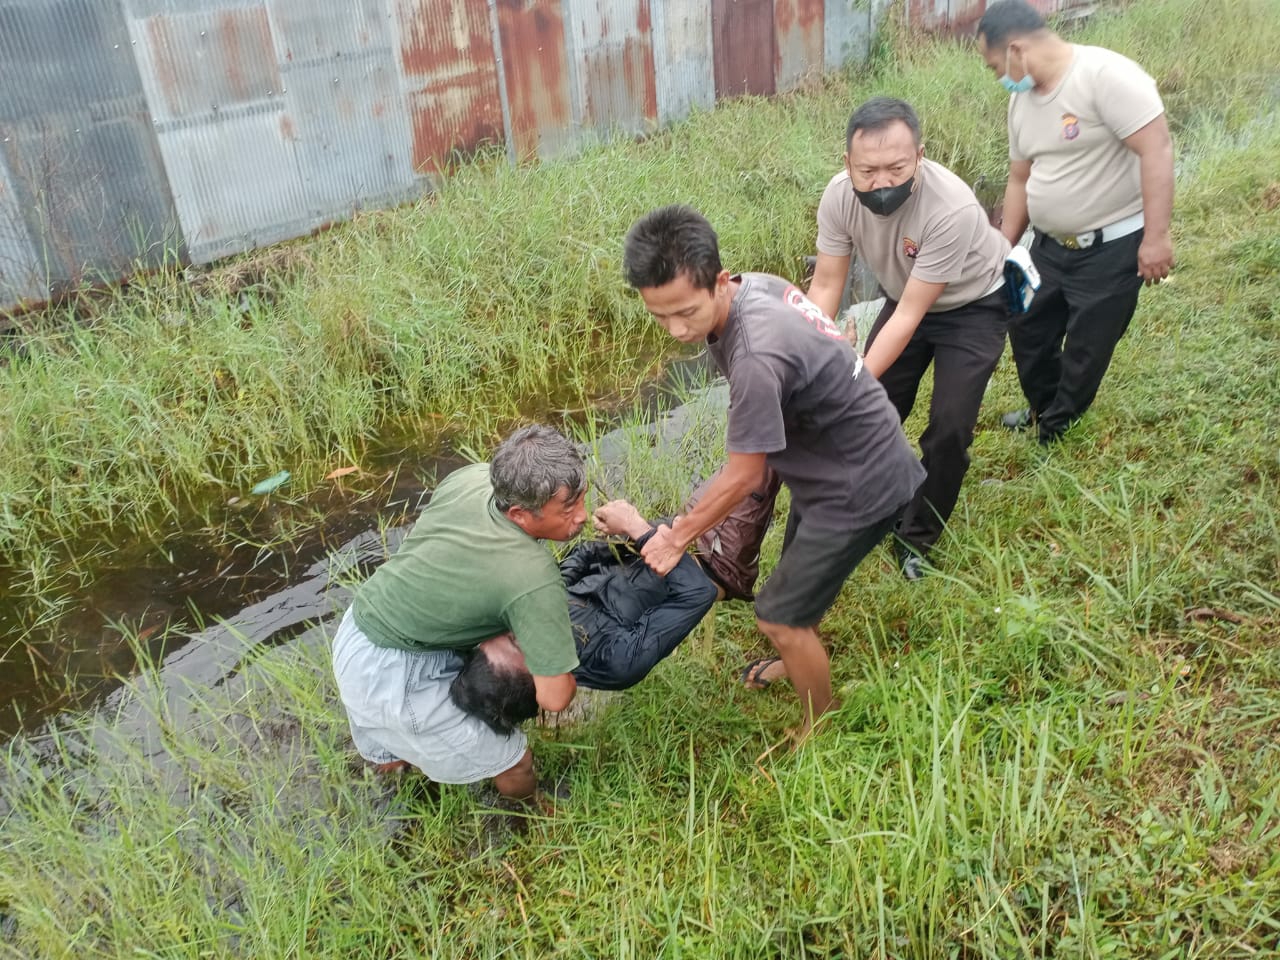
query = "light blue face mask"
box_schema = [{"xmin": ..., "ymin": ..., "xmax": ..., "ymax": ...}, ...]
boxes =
[
  {"xmin": 1000, "ymin": 48, "xmax": 1035, "ymax": 94},
  {"xmin": 1001, "ymin": 73, "xmax": 1035, "ymax": 94}
]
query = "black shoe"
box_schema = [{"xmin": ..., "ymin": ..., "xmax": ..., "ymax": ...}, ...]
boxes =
[
  {"xmin": 1001, "ymin": 408, "xmax": 1034, "ymax": 430},
  {"xmin": 892, "ymin": 538, "xmax": 928, "ymax": 581},
  {"xmin": 901, "ymin": 555, "xmax": 927, "ymax": 581}
]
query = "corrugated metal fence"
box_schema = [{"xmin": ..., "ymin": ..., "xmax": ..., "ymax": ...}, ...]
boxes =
[{"xmin": 0, "ymin": 0, "xmax": 1080, "ymax": 313}]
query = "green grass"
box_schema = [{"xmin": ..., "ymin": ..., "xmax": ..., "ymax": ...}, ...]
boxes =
[{"xmin": 2, "ymin": 0, "xmax": 1280, "ymax": 955}]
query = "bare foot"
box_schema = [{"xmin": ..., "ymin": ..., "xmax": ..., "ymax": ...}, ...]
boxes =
[
  {"xmin": 784, "ymin": 725, "xmax": 812, "ymax": 749},
  {"xmin": 372, "ymin": 759, "xmax": 410, "ymax": 775},
  {"xmin": 785, "ymin": 699, "xmax": 840, "ymax": 749}
]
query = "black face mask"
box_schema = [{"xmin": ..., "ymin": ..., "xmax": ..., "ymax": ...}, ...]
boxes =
[{"xmin": 853, "ymin": 177, "xmax": 915, "ymax": 216}]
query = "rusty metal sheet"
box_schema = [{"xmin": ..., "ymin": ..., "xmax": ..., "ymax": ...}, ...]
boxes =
[
  {"xmin": 905, "ymin": 0, "xmax": 967, "ymax": 33},
  {"xmin": 823, "ymin": 0, "xmax": 879, "ymax": 70},
  {"xmin": 712, "ymin": 0, "xmax": 776, "ymax": 99},
  {"xmin": 495, "ymin": 0, "xmax": 575, "ymax": 161},
  {"xmin": 396, "ymin": 0, "xmax": 505, "ymax": 175},
  {"xmin": 903, "ymin": 0, "xmax": 946, "ymax": 33},
  {"xmin": 907, "ymin": 0, "xmax": 1092, "ymax": 35},
  {"xmin": 128, "ymin": 1, "xmax": 420, "ymax": 263},
  {"xmin": 947, "ymin": 0, "xmax": 986, "ymax": 35},
  {"xmin": 563, "ymin": 0, "xmax": 657, "ymax": 140},
  {"xmin": 127, "ymin": 4, "xmax": 302, "ymax": 260},
  {"xmin": 0, "ymin": 0, "xmax": 180, "ymax": 310},
  {"xmin": 774, "ymin": 0, "xmax": 824, "ymax": 92},
  {"xmin": 650, "ymin": 0, "xmax": 714, "ymax": 125}
]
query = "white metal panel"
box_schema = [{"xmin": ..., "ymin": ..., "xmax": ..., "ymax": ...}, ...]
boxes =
[
  {"xmin": 157, "ymin": 106, "xmax": 308, "ymax": 262},
  {"xmin": 283, "ymin": 55, "xmax": 418, "ymax": 217},
  {"xmin": 651, "ymin": 0, "xmax": 714, "ymax": 125},
  {"xmin": 0, "ymin": 152, "xmax": 43, "ymax": 306},
  {"xmin": 824, "ymin": 0, "xmax": 877, "ymax": 69}
]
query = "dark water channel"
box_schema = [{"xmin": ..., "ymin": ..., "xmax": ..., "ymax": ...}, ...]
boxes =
[
  {"xmin": 0, "ymin": 448, "xmax": 464, "ymax": 738},
  {"xmin": 0, "ymin": 358, "xmax": 724, "ymax": 741}
]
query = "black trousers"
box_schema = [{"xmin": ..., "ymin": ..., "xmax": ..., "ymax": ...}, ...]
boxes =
[
  {"xmin": 1013, "ymin": 229, "xmax": 1145, "ymax": 442},
  {"xmin": 866, "ymin": 289, "xmax": 1008, "ymax": 556}
]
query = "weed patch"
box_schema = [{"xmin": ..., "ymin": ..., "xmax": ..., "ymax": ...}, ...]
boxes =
[{"xmin": 2, "ymin": 0, "xmax": 1280, "ymax": 956}]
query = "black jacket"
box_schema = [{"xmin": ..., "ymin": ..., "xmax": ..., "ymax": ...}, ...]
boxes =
[{"xmin": 560, "ymin": 529, "xmax": 718, "ymax": 691}]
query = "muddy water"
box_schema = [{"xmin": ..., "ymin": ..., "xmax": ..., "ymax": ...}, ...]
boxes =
[
  {"xmin": 0, "ymin": 357, "xmax": 722, "ymax": 739},
  {"xmin": 0, "ymin": 449, "xmax": 465, "ymax": 738}
]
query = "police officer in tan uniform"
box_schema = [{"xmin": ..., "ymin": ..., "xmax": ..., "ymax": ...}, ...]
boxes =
[
  {"xmin": 977, "ymin": 0, "xmax": 1175, "ymax": 444},
  {"xmin": 808, "ymin": 97, "xmax": 1010, "ymax": 579}
]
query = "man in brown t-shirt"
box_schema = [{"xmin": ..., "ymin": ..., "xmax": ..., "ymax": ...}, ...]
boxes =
[
  {"xmin": 977, "ymin": 0, "xmax": 1175, "ymax": 444},
  {"xmin": 622, "ymin": 205, "xmax": 924, "ymax": 743},
  {"xmin": 809, "ymin": 97, "xmax": 1010, "ymax": 579}
]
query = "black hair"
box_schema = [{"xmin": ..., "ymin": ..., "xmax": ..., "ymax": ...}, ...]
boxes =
[
  {"xmin": 449, "ymin": 647, "xmax": 538, "ymax": 735},
  {"xmin": 846, "ymin": 97, "xmax": 922, "ymax": 150},
  {"xmin": 622, "ymin": 205, "xmax": 723, "ymax": 293},
  {"xmin": 976, "ymin": 0, "xmax": 1048, "ymax": 49}
]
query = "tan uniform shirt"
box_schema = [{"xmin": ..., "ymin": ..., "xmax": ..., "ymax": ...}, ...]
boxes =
[
  {"xmin": 1009, "ymin": 44, "xmax": 1164, "ymax": 235},
  {"xmin": 816, "ymin": 159, "xmax": 1009, "ymax": 312}
]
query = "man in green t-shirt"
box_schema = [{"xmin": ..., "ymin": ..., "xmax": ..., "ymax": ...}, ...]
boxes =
[{"xmin": 331, "ymin": 425, "xmax": 587, "ymax": 803}]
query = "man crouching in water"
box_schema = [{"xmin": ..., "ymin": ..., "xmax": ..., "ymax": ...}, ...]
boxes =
[{"xmin": 331, "ymin": 425, "xmax": 586, "ymax": 804}]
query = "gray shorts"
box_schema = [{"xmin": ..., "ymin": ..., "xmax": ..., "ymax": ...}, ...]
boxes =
[{"xmin": 330, "ymin": 608, "xmax": 527, "ymax": 784}]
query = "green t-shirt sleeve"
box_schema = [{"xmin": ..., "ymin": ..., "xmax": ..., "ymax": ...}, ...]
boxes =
[{"xmin": 506, "ymin": 581, "xmax": 579, "ymax": 676}]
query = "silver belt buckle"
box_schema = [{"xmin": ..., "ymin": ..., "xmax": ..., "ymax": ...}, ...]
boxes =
[{"xmin": 1052, "ymin": 230, "xmax": 1094, "ymax": 250}]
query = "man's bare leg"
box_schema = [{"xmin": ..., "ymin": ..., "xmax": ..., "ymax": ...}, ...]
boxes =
[
  {"xmin": 492, "ymin": 747, "xmax": 537, "ymax": 802},
  {"xmin": 756, "ymin": 620, "xmax": 837, "ymax": 740}
]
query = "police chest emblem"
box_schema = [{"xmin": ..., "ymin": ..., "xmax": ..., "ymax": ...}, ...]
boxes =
[
  {"xmin": 1062, "ymin": 113, "xmax": 1080, "ymax": 140},
  {"xmin": 902, "ymin": 236, "xmax": 919, "ymax": 259}
]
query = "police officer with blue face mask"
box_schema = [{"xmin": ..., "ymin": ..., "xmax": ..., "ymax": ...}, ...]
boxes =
[
  {"xmin": 808, "ymin": 97, "xmax": 1012, "ymax": 580},
  {"xmin": 977, "ymin": 0, "xmax": 1175, "ymax": 446}
]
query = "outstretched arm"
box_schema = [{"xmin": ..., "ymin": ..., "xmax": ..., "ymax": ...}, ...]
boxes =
[
  {"xmin": 861, "ymin": 276, "xmax": 945, "ymax": 379},
  {"xmin": 807, "ymin": 251, "xmax": 853, "ymax": 332}
]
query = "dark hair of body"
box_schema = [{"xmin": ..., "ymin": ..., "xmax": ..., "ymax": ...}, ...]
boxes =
[{"xmin": 449, "ymin": 649, "xmax": 538, "ymax": 735}]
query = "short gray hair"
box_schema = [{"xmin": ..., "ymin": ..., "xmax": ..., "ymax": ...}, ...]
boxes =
[{"xmin": 490, "ymin": 425, "xmax": 586, "ymax": 512}]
